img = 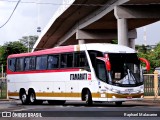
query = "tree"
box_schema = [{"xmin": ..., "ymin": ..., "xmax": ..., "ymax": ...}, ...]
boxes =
[
  {"xmin": 137, "ymin": 43, "xmax": 160, "ymax": 73},
  {"xmin": 0, "ymin": 41, "xmax": 27, "ymax": 72},
  {"xmin": 111, "ymin": 39, "xmax": 118, "ymax": 44},
  {"xmin": 19, "ymin": 35, "xmax": 38, "ymax": 52}
]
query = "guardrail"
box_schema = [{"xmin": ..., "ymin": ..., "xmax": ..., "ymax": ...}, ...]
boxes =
[
  {"xmin": 144, "ymin": 71, "xmax": 160, "ymax": 99},
  {"xmin": 0, "ymin": 77, "xmax": 7, "ymax": 99}
]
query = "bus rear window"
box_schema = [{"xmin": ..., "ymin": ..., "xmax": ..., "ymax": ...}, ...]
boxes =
[{"xmin": 8, "ymin": 58, "xmax": 16, "ymax": 71}]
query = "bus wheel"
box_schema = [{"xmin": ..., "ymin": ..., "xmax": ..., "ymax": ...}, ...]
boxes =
[
  {"xmin": 115, "ymin": 101, "xmax": 122, "ymax": 106},
  {"xmin": 84, "ymin": 90, "xmax": 93, "ymax": 106},
  {"xmin": 20, "ymin": 91, "xmax": 29, "ymax": 105},
  {"xmin": 28, "ymin": 90, "xmax": 36, "ymax": 104}
]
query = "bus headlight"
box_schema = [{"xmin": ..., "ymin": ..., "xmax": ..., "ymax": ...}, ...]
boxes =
[{"xmin": 140, "ymin": 89, "xmax": 144, "ymax": 93}]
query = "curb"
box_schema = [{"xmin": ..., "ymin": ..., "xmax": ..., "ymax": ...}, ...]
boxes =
[{"xmin": 0, "ymin": 99, "xmax": 11, "ymax": 101}]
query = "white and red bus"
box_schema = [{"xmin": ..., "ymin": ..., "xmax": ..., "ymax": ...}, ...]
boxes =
[{"xmin": 7, "ymin": 43, "xmax": 150, "ymax": 105}]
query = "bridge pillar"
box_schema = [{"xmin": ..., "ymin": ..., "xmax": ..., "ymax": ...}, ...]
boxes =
[
  {"xmin": 129, "ymin": 38, "xmax": 135, "ymax": 49},
  {"xmin": 78, "ymin": 39, "xmax": 85, "ymax": 44},
  {"xmin": 117, "ymin": 18, "xmax": 128, "ymax": 47}
]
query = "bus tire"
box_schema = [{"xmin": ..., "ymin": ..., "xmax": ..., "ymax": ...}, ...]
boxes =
[
  {"xmin": 84, "ymin": 90, "xmax": 93, "ymax": 106},
  {"xmin": 115, "ymin": 101, "xmax": 123, "ymax": 106},
  {"xmin": 19, "ymin": 90, "xmax": 29, "ymax": 105},
  {"xmin": 28, "ymin": 89, "xmax": 36, "ymax": 105}
]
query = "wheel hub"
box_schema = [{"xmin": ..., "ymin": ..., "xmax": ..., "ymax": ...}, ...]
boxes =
[
  {"xmin": 30, "ymin": 93, "xmax": 35, "ymax": 103},
  {"xmin": 22, "ymin": 94, "xmax": 26, "ymax": 102}
]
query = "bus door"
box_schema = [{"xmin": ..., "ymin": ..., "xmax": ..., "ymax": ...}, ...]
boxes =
[{"xmin": 96, "ymin": 58, "xmax": 109, "ymax": 99}]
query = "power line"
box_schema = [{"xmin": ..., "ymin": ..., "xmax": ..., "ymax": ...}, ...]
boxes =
[{"xmin": 0, "ymin": 0, "xmax": 21, "ymax": 28}]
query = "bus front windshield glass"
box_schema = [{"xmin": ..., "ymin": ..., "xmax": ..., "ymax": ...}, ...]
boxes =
[{"xmin": 108, "ymin": 53, "xmax": 142, "ymax": 87}]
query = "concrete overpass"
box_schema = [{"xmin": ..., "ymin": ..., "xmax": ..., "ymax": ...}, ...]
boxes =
[{"xmin": 33, "ymin": 0, "xmax": 160, "ymax": 51}]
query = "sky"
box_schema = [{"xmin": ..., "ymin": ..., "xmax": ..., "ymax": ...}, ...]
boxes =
[
  {"xmin": 0, "ymin": 0, "xmax": 63, "ymax": 45},
  {"xmin": 0, "ymin": 0, "xmax": 160, "ymax": 46}
]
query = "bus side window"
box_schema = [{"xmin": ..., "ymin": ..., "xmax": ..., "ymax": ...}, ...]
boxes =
[
  {"xmin": 8, "ymin": 58, "xmax": 16, "ymax": 71},
  {"xmin": 60, "ymin": 54, "xmax": 67, "ymax": 68},
  {"xmin": 29, "ymin": 57, "xmax": 36, "ymax": 70},
  {"xmin": 24, "ymin": 57, "xmax": 30, "ymax": 71},
  {"xmin": 60, "ymin": 53, "xmax": 73, "ymax": 68},
  {"xmin": 48, "ymin": 55, "xmax": 59, "ymax": 69},
  {"xmin": 36, "ymin": 56, "xmax": 47, "ymax": 70},
  {"xmin": 66, "ymin": 54, "xmax": 73, "ymax": 67},
  {"xmin": 74, "ymin": 52, "xmax": 88, "ymax": 67},
  {"xmin": 15, "ymin": 58, "xmax": 24, "ymax": 71}
]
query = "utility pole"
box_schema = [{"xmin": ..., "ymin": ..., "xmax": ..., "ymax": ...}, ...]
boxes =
[{"xmin": 143, "ymin": 26, "xmax": 147, "ymax": 46}]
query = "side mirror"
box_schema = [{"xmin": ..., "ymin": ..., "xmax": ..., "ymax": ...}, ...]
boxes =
[
  {"xmin": 139, "ymin": 58, "xmax": 150, "ymax": 71},
  {"xmin": 104, "ymin": 54, "xmax": 111, "ymax": 71},
  {"xmin": 105, "ymin": 60, "xmax": 111, "ymax": 71}
]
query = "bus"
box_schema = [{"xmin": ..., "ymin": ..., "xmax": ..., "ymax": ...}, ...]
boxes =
[{"xmin": 7, "ymin": 43, "xmax": 150, "ymax": 105}]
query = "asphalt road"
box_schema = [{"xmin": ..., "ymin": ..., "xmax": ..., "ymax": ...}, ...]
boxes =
[{"xmin": 0, "ymin": 100, "xmax": 160, "ymax": 120}]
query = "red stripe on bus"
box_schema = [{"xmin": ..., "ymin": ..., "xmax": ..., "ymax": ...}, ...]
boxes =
[
  {"xmin": 8, "ymin": 46, "xmax": 74, "ymax": 58},
  {"xmin": 7, "ymin": 68, "xmax": 80, "ymax": 74}
]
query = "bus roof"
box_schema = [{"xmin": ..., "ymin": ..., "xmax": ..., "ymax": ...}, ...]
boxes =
[
  {"xmin": 8, "ymin": 43, "xmax": 135, "ymax": 58},
  {"xmin": 84, "ymin": 43, "xmax": 135, "ymax": 53},
  {"xmin": 8, "ymin": 45, "xmax": 74, "ymax": 58}
]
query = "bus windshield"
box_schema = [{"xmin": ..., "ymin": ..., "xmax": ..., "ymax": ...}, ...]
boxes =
[{"xmin": 108, "ymin": 53, "xmax": 143, "ymax": 87}]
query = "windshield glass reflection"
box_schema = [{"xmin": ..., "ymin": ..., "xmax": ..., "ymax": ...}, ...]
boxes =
[{"xmin": 108, "ymin": 53, "xmax": 142, "ymax": 87}]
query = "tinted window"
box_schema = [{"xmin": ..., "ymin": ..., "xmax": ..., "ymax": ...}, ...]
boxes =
[
  {"xmin": 36, "ymin": 56, "xmax": 47, "ymax": 70},
  {"xmin": 16, "ymin": 58, "xmax": 24, "ymax": 71},
  {"xmin": 8, "ymin": 58, "xmax": 16, "ymax": 71},
  {"xmin": 61, "ymin": 54, "xmax": 67, "ymax": 68},
  {"xmin": 66, "ymin": 54, "xmax": 73, "ymax": 67},
  {"xmin": 74, "ymin": 52, "xmax": 88, "ymax": 67},
  {"xmin": 48, "ymin": 55, "xmax": 59, "ymax": 69},
  {"xmin": 96, "ymin": 59, "xmax": 107, "ymax": 82},
  {"xmin": 88, "ymin": 50, "xmax": 103, "ymax": 69},
  {"xmin": 60, "ymin": 53, "xmax": 73, "ymax": 68},
  {"xmin": 29, "ymin": 57, "xmax": 36, "ymax": 70},
  {"xmin": 24, "ymin": 57, "xmax": 30, "ymax": 70}
]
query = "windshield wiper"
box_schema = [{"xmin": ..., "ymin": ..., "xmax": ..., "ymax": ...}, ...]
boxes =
[{"xmin": 125, "ymin": 65, "xmax": 137, "ymax": 85}]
